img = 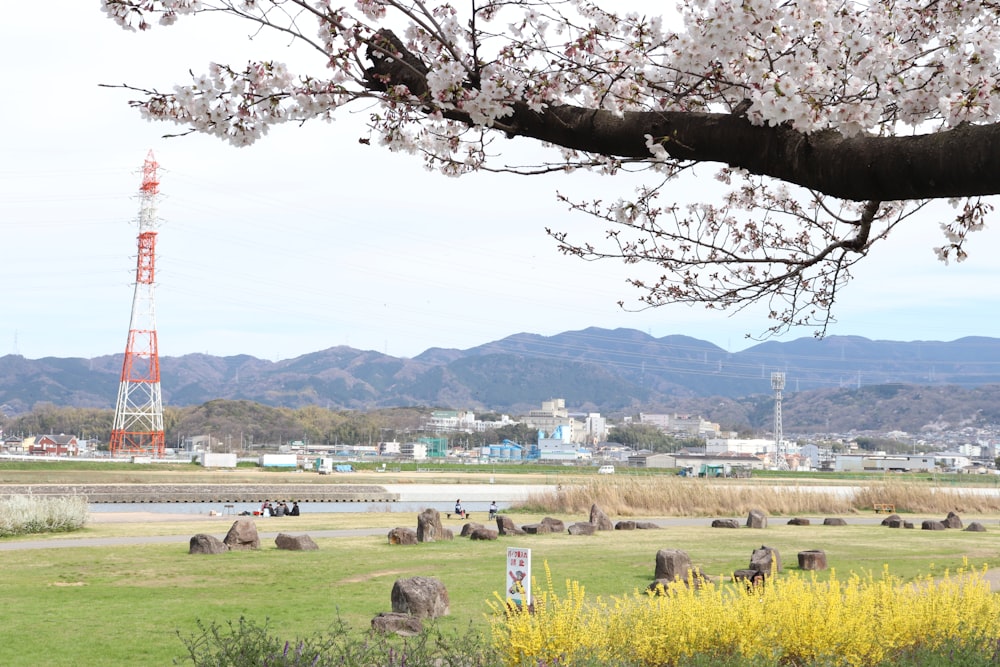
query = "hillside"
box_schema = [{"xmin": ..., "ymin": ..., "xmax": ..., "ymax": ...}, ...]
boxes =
[{"xmin": 2, "ymin": 328, "xmax": 1000, "ymax": 433}]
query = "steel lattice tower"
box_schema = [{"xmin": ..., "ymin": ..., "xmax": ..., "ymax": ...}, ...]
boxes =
[{"xmin": 110, "ymin": 151, "xmax": 165, "ymax": 458}]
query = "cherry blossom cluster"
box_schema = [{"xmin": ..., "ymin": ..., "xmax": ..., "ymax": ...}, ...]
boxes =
[
  {"xmin": 101, "ymin": 1, "xmax": 1000, "ymax": 153},
  {"xmin": 100, "ymin": 0, "xmax": 1000, "ymax": 335}
]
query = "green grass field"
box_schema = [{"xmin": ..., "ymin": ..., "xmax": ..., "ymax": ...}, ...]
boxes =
[{"xmin": 2, "ymin": 510, "xmax": 999, "ymax": 666}]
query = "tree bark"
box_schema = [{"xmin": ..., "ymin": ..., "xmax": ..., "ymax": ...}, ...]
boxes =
[{"xmin": 366, "ymin": 30, "xmax": 1000, "ymax": 203}]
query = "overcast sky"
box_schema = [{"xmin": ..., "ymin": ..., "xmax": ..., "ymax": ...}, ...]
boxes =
[{"xmin": 3, "ymin": 2, "xmax": 999, "ymax": 362}]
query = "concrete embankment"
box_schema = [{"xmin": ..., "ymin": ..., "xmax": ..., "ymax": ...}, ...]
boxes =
[{"xmin": 0, "ymin": 484, "xmax": 399, "ymax": 503}]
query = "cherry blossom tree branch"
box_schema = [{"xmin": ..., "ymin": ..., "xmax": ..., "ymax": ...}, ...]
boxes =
[{"xmin": 98, "ymin": 0, "xmax": 1000, "ymax": 338}]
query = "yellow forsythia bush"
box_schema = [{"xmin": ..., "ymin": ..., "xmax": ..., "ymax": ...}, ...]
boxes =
[{"xmin": 488, "ymin": 561, "xmax": 1000, "ymax": 666}]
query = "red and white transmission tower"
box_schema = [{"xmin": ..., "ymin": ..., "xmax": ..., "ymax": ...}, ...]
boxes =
[{"xmin": 110, "ymin": 151, "xmax": 165, "ymax": 458}]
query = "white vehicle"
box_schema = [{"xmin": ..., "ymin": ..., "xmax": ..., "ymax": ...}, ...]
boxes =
[{"xmin": 598, "ymin": 465, "xmax": 615, "ymax": 475}]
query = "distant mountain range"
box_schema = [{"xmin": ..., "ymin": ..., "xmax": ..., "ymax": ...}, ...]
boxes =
[{"xmin": 2, "ymin": 328, "xmax": 1000, "ymax": 432}]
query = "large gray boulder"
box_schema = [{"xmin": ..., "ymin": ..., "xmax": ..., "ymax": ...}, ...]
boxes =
[
  {"xmin": 459, "ymin": 522, "xmax": 485, "ymax": 537},
  {"xmin": 496, "ymin": 515, "xmax": 526, "ymax": 536},
  {"xmin": 189, "ymin": 533, "xmax": 228, "ymax": 555},
  {"xmin": 391, "ymin": 576, "xmax": 450, "ymax": 619},
  {"xmin": 749, "ymin": 545, "xmax": 781, "ymax": 576},
  {"xmin": 797, "ymin": 550, "xmax": 827, "ymax": 571},
  {"xmin": 746, "ymin": 509, "xmax": 767, "ymax": 529},
  {"xmin": 469, "ymin": 527, "xmax": 499, "ymax": 540},
  {"xmin": 541, "ymin": 517, "xmax": 566, "ymax": 533},
  {"xmin": 922, "ymin": 520, "xmax": 946, "ymax": 530},
  {"xmin": 589, "ymin": 504, "xmax": 614, "ymax": 531},
  {"xmin": 654, "ymin": 549, "xmax": 694, "ymax": 582},
  {"xmin": 943, "ymin": 511, "xmax": 963, "ymax": 529},
  {"xmin": 416, "ymin": 509, "xmax": 452, "ymax": 542},
  {"xmin": 522, "ymin": 517, "xmax": 565, "ymax": 534},
  {"xmin": 567, "ymin": 522, "xmax": 596, "ymax": 535},
  {"xmin": 223, "ymin": 518, "xmax": 260, "ymax": 551},
  {"xmin": 275, "ymin": 533, "xmax": 318, "ymax": 551}
]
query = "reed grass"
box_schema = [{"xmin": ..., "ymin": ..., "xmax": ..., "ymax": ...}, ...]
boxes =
[
  {"xmin": 514, "ymin": 476, "xmax": 1000, "ymax": 516},
  {"xmin": 0, "ymin": 494, "xmax": 88, "ymax": 537}
]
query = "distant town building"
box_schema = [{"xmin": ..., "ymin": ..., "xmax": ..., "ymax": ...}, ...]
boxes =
[
  {"xmin": 379, "ymin": 441, "xmax": 402, "ymax": 456},
  {"xmin": 29, "ymin": 434, "xmax": 80, "ymax": 457},
  {"xmin": 399, "ymin": 442, "xmax": 428, "ymax": 460},
  {"xmin": 536, "ymin": 425, "xmax": 590, "ymax": 461},
  {"xmin": 425, "ymin": 410, "xmax": 517, "ymax": 433},
  {"xmin": 585, "ymin": 413, "xmax": 608, "ymax": 444},
  {"xmin": 628, "ymin": 451, "xmax": 763, "ymax": 475},
  {"xmin": 706, "ymin": 437, "xmax": 776, "ymax": 456},
  {"xmin": 524, "ymin": 399, "xmax": 586, "ymax": 444},
  {"xmin": 2, "ymin": 436, "xmax": 25, "ymax": 454},
  {"xmin": 640, "ymin": 413, "xmax": 722, "ymax": 438},
  {"xmin": 418, "ymin": 437, "xmax": 448, "ymax": 458},
  {"xmin": 798, "ymin": 444, "xmax": 822, "ymax": 469},
  {"xmin": 834, "ymin": 454, "xmax": 935, "ymax": 473}
]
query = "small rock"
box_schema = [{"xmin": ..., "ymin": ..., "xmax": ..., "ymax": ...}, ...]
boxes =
[
  {"xmin": 371, "ymin": 612, "xmax": 423, "ymax": 636},
  {"xmin": 189, "ymin": 533, "xmax": 227, "ymax": 555},
  {"xmin": 275, "ymin": 533, "xmax": 318, "ymax": 551},
  {"xmin": 387, "ymin": 527, "xmax": 418, "ymax": 545}
]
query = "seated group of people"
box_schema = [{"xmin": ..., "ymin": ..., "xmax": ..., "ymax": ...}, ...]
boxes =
[
  {"xmin": 454, "ymin": 500, "xmax": 499, "ymax": 519},
  {"xmin": 260, "ymin": 500, "xmax": 299, "ymax": 517}
]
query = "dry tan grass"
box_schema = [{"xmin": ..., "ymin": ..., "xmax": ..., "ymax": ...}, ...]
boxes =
[
  {"xmin": 516, "ymin": 477, "xmax": 1000, "ymax": 516},
  {"xmin": 852, "ymin": 478, "xmax": 1000, "ymax": 514}
]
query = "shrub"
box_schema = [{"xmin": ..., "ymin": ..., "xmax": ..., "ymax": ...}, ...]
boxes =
[
  {"xmin": 0, "ymin": 494, "xmax": 88, "ymax": 537},
  {"xmin": 489, "ymin": 562, "xmax": 1000, "ymax": 667},
  {"xmin": 175, "ymin": 616, "xmax": 504, "ymax": 667}
]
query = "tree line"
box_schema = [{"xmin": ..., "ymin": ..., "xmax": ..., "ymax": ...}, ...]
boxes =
[{"xmin": 0, "ymin": 401, "xmax": 698, "ymax": 453}]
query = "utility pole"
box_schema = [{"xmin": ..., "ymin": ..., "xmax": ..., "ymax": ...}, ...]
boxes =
[{"xmin": 771, "ymin": 372, "xmax": 788, "ymax": 471}]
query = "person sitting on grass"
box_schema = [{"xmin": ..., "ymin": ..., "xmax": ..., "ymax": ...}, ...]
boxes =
[{"xmin": 454, "ymin": 499, "xmax": 466, "ymax": 519}]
